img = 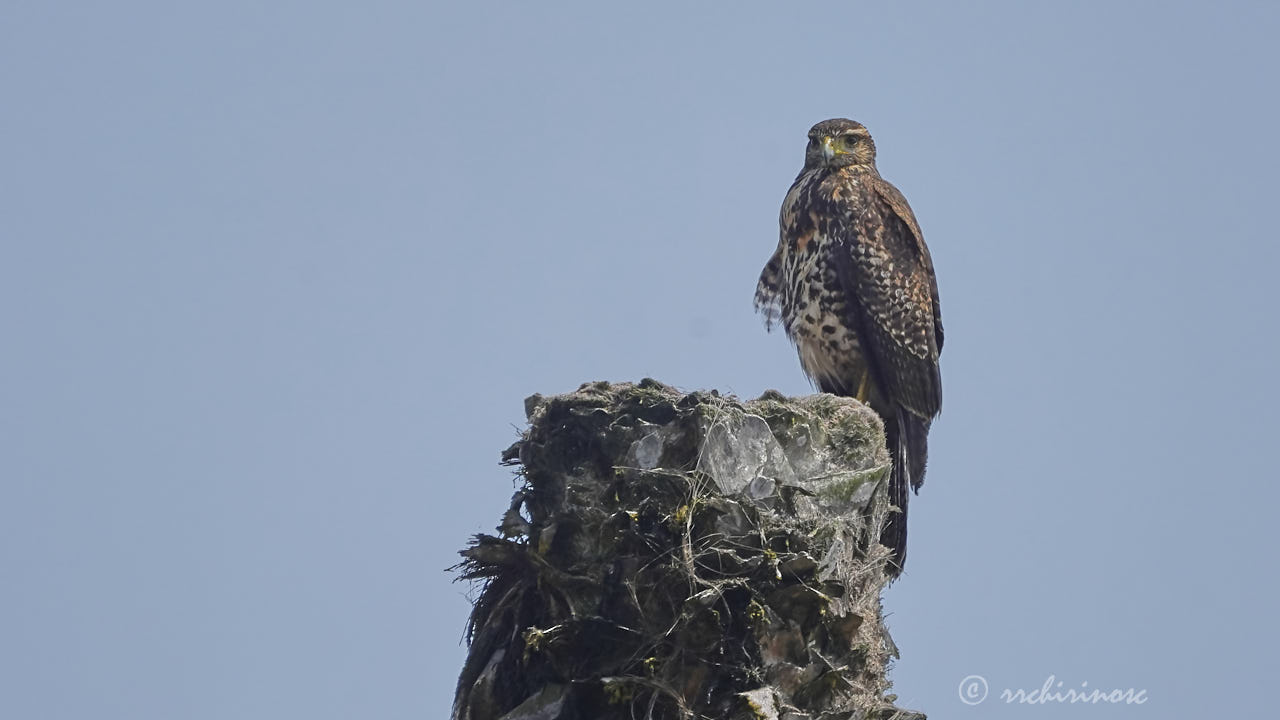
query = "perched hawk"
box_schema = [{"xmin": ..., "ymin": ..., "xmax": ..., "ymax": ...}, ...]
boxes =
[{"xmin": 756, "ymin": 119, "xmax": 943, "ymax": 576}]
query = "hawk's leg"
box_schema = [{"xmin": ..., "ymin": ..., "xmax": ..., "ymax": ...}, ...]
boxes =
[{"xmin": 855, "ymin": 370, "xmax": 870, "ymax": 404}]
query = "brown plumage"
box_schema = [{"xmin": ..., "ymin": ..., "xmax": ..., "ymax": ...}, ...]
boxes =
[{"xmin": 755, "ymin": 119, "xmax": 943, "ymax": 576}]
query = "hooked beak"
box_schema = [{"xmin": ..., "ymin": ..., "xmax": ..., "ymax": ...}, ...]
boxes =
[{"xmin": 820, "ymin": 136, "xmax": 835, "ymax": 160}]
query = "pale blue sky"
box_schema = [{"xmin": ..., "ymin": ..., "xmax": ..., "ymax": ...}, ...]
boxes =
[{"xmin": 3, "ymin": 2, "xmax": 1278, "ymax": 718}]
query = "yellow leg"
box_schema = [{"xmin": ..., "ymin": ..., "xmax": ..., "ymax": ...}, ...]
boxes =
[{"xmin": 855, "ymin": 370, "xmax": 870, "ymax": 404}]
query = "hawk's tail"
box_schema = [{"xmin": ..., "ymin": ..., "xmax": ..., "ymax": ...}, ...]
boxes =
[{"xmin": 881, "ymin": 409, "xmax": 930, "ymax": 578}]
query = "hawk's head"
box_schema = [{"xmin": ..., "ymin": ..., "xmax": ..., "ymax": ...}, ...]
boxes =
[{"xmin": 804, "ymin": 118, "xmax": 877, "ymax": 171}]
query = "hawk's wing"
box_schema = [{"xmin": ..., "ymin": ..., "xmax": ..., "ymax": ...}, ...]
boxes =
[
  {"xmin": 873, "ymin": 180, "xmax": 944, "ymax": 355},
  {"xmin": 754, "ymin": 247, "xmax": 783, "ymax": 331},
  {"xmin": 830, "ymin": 178, "xmax": 943, "ymax": 419},
  {"xmin": 756, "ymin": 177, "xmax": 810, "ymax": 332}
]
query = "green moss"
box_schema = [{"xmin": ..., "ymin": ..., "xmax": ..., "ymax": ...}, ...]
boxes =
[
  {"xmin": 816, "ymin": 466, "xmax": 890, "ymax": 504},
  {"xmin": 522, "ymin": 627, "xmax": 545, "ymax": 661},
  {"xmin": 602, "ymin": 678, "xmax": 636, "ymax": 705}
]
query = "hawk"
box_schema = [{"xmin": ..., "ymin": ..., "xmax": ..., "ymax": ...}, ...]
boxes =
[{"xmin": 755, "ymin": 119, "xmax": 943, "ymax": 576}]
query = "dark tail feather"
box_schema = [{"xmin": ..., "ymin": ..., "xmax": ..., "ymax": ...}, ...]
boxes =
[{"xmin": 880, "ymin": 410, "xmax": 930, "ymax": 577}]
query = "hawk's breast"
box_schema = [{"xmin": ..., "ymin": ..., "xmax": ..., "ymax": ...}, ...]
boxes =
[{"xmin": 776, "ymin": 172, "xmax": 870, "ymax": 391}]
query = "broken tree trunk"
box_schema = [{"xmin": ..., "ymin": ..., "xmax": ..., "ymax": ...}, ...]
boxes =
[{"xmin": 452, "ymin": 380, "xmax": 924, "ymax": 720}]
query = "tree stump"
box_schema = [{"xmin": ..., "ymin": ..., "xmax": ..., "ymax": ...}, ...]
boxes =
[{"xmin": 452, "ymin": 380, "xmax": 924, "ymax": 720}]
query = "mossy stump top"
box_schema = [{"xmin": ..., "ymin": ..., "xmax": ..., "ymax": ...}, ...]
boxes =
[{"xmin": 453, "ymin": 380, "xmax": 923, "ymax": 720}]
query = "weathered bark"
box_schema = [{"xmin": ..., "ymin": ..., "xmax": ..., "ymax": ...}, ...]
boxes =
[{"xmin": 452, "ymin": 380, "xmax": 924, "ymax": 720}]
